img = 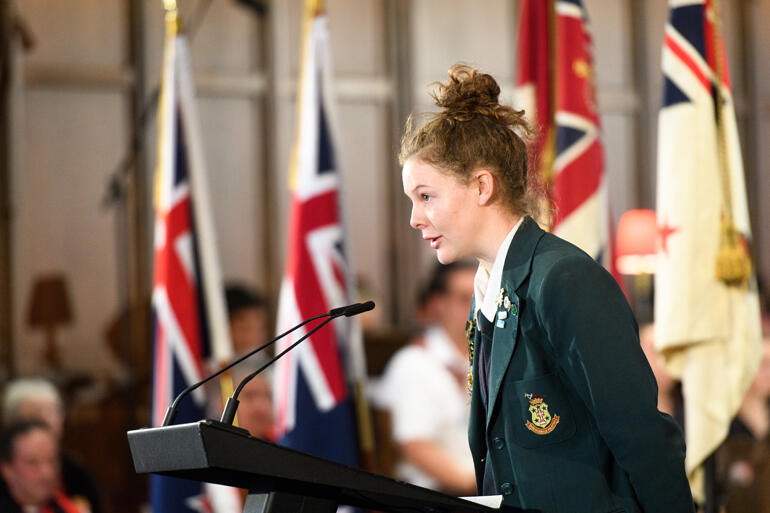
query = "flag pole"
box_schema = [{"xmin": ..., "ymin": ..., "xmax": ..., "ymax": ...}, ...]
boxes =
[
  {"xmin": 703, "ymin": 1, "xmax": 721, "ymax": 507},
  {"xmin": 703, "ymin": 2, "xmax": 740, "ymax": 510},
  {"xmin": 303, "ymin": 0, "xmax": 376, "ymax": 467},
  {"xmin": 161, "ymin": 0, "xmax": 236, "ymax": 422},
  {"xmin": 541, "ymin": 0, "xmax": 557, "ymax": 231},
  {"xmin": 703, "ymin": 452, "xmax": 717, "ymax": 513},
  {"xmin": 709, "ymin": 0, "xmax": 751, "ymax": 287}
]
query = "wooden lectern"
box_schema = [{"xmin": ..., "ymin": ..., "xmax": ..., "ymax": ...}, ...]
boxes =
[{"xmin": 128, "ymin": 420, "xmax": 527, "ymax": 513}]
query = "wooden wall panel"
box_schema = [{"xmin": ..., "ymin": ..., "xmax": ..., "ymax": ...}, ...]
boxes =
[
  {"xmin": 197, "ymin": 97, "xmax": 265, "ymax": 287},
  {"xmin": 13, "ymin": 90, "xmax": 128, "ymax": 376},
  {"xmin": 20, "ymin": 0, "xmax": 126, "ymax": 68},
  {"xmin": 410, "ymin": 0, "xmax": 515, "ymax": 110}
]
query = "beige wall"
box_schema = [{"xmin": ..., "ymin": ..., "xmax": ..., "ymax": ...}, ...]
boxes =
[{"xmin": 5, "ymin": 0, "xmax": 770, "ymax": 377}]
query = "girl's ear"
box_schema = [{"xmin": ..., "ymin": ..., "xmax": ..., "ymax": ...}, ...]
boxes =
[{"xmin": 473, "ymin": 169, "xmax": 496, "ymax": 206}]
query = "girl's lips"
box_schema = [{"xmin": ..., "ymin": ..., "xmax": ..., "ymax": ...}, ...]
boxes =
[{"xmin": 429, "ymin": 236, "xmax": 442, "ymax": 249}]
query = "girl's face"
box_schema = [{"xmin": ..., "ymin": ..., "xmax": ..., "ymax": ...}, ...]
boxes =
[{"xmin": 402, "ymin": 157, "xmax": 480, "ymax": 264}]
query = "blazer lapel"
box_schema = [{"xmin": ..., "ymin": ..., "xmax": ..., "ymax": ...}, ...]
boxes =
[
  {"xmin": 486, "ymin": 293, "xmax": 520, "ymax": 428},
  {"xmin": 484, "ymin": 216, "xmax": 545, "ymax": 430}
]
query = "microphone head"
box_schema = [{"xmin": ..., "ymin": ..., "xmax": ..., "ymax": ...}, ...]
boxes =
[{"xmin": 345, "ymin": 300, "xmax": 375, "ymax": 317}]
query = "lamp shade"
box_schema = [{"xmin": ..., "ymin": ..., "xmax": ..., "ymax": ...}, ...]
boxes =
[
  {"xmin": 616, "ymin": 209, "xmax": 658, "ymax": 275},
  {"xmin": 27, "ymin": 274, "xmax": 73, "ymax": 327}
]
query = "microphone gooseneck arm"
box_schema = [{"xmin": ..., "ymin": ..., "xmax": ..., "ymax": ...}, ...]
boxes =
[
  {"xmin": 161, "ymin": 310, "xmax": 330, "ymax": 426},
  {"xmin": 219, "ymin": 315, "xmax": 337, "ymax": 425}
]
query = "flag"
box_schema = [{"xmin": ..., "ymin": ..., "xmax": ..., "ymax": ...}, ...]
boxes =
[
  {"xmin": 273, "ymin": 0, "xmax": 369, "ymax": 473},
  {"xmin": 150, "ymin": 4, "xmax": 238, "ymax": 512},
  {"xmin": 655, "ymin": 0, "xmax": 762, "ymax": 501},
  {"xmin": 514, "ymin": 0, "xmax": 614, "ymax": 275}
]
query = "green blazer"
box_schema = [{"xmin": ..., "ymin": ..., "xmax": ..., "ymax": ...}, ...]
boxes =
[{"xmin": 467, "ymin": 217, "xmax": 694, "ymax": 513}]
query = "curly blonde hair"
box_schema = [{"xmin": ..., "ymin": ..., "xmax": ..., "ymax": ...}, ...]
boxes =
[{"xmin": 399, "ymin": 64, "xmax": 541, "ymax": 217}]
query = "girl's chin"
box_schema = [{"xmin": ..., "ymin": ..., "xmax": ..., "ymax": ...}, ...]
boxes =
[{"xmin": 436, "ymin": 250, "xmax": 457, "ymax": 265}]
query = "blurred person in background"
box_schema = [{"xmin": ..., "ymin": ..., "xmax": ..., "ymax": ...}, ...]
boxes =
[
  {"xmin": 412, "ymin": 273, "xmax": 445, "ymax": 329},
  {"xmin": 2, "ymin": 378, "xmax": 100, "ymax": 513},
  {"xmin": 0, "ymin": 420, "xmax": 82, "ymax": 513},
  {"xmin": 225, "ymin": 284, "xmax": 275, "ymax": 440},
  {"xmin": 225, "ymin": 284, "xmax": 269, "ymax": 358},
  {"xmin": 376, "ymin": 261, "xmax": 477, "ymax": 495},
  {"xmin": 230, "ymin": 362, "xmax": 275, "ymax": 441}
]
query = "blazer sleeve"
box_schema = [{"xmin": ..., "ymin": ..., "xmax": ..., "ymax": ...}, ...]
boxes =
[{"xmin": 535, "ymin": 254, "xmax": 695, "ymax": 513}]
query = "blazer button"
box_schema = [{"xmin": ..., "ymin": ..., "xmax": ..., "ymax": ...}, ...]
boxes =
[
  {"xmin": 492, "ymin": 437, "xmax": 505, "ymax": 450},
  {"xmin": 500, "ymin": 482, "xmax": 514, "ymax": 495}
]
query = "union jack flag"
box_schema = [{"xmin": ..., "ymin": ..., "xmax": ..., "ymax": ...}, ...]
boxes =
[
  {"xmin": 150, "ymin": 7, "xmax": 238, "ymax": 513},
  {"xmin": 655, "ymin": 0, "xmax": 762, "ymax": 500},
  {"xmin": 273, "ymin": 0, "xmax": 366, "ymax": 471},
  {"xmin": 514, "ymin": 0, "xmax": 614, "ymax": 273}
]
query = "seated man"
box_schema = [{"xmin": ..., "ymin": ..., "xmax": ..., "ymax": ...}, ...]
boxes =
[
  {"xmin": 376, "ymin": 262, "xmax": 476, "ymax": 494},
  {"xmin": 225, "ymin": 283, "xmax": 269, "ymax": 357},
  {"xmin": 2, "ymin": 378, "xmax": 100, "ymax": 513},
  {"xmin": 225, "ymin": 283, "xmax": 274, "ymax": 440},
  {"xmin": 0, "ymin": 420, "xmax": 82, "ymax": 513}
]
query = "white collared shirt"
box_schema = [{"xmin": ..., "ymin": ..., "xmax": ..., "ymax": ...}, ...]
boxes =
[
  {"xmin": 474, "ymin": 217, "xmax": 524, "ymax": 322},
  {"xmin": 372, "ymin": 325, "xmax": 473, "ymax": 489}
]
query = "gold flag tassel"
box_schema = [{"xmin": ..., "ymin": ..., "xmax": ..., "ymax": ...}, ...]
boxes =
[
  {"xmin": 715, "ymin": 217, "xmax": 751, "ymax": 287},
  {"xmin": 708, "ymin": 0, "xmax": 751, "ymax": 287}
]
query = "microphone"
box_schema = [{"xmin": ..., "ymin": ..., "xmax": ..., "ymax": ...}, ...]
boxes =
[
  {"xmin": 219, "ymin": 301, "xmax": 375, "ymax": 426},
  {"xmin": 160, "ymin": 301, "xmax": 372, "ymax": 426},
  {"xmin": 330, "ymin": 300, "xmax": 374, "ymax": 317}
]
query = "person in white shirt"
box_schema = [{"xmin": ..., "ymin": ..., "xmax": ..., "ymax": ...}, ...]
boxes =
[{"xmin": 377, "ymin": 262, "xmax": 477, "ymax": 494}]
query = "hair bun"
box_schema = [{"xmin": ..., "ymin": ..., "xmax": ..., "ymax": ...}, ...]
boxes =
[{"xmin": 433, "ymin": 64, "xmax": 501, "ymax": 122}]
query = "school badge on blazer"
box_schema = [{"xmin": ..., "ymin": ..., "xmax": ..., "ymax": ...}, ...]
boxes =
[{"xmin": 524, "ymin": 393, "xmax": 560, "ymax": 435}]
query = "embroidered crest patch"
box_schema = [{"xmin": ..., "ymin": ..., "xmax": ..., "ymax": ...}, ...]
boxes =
[{"xmin": 524, "ymin": 394, "xmax": 560, "ymax": 435}]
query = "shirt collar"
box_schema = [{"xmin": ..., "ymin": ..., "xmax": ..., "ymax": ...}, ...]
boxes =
[{"xmin": 474, "ymin": 217, "xmax": 523, "ymax": 322}]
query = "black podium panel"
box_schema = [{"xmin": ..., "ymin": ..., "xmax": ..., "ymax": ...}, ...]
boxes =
[{"xmin": 128, "ymin": 420, "xmax": 521, "ymax": 513}]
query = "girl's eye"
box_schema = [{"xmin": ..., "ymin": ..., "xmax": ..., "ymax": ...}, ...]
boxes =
[{"xmin": 421, "ymin": 194, "xmax": 430, "ymax": 202}]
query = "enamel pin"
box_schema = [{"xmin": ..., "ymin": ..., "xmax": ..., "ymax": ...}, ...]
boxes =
[{"xmin": 465, "ymin": 320, "xmax": 475, "ymax": 390}]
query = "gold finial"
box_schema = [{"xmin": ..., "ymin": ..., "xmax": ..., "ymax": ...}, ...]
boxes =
[
  {"xmin": 306, "ymin": 0, "xmax": 325, "ymax": 16},
  {"xmin": 163, "ymin": 0, "xmax": 182, "ymax": 35}
]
